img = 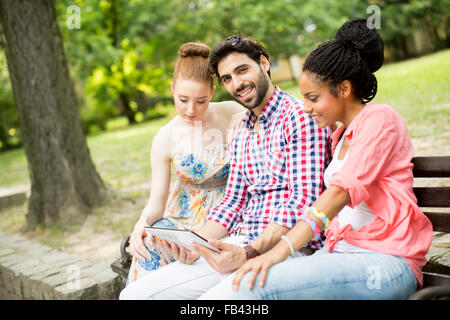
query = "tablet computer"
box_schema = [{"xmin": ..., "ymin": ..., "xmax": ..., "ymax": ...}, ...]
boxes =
[{"xmin": 144, "ymin": 226, "xmax": 221, "ymax": 253}]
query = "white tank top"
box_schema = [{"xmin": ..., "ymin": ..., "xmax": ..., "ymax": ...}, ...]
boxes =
[{"xmin": 323, "ymin": 133, "xmax": 375, "ymax": 253}]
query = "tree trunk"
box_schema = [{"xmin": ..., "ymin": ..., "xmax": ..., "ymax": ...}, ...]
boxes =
[
  {"xmin": 108, "ymin": 0, "xmax": 121, "ymax": 48},
  {"xmin": 395, "ymin": 35, "xmax": 410, "ymax": 60},
  {"xmin": 136, "ymin": 89, "xmax": 147, "ymax": 114},
  {"xmin": 119, "ymin": 93, "xmax": 136, "ymax": 125},
  {"xmin": 0, "ymin": 0, "xmax": 112, "ymax": 229}
]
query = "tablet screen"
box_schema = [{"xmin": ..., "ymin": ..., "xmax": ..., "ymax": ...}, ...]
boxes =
[{"xmin": 144, "ymin": 226, "xmax": 221, "ymax": 253}]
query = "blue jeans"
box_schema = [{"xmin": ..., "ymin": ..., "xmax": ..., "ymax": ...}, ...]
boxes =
[{"xmin": 233, "ymin": 247, "xmax": 418, "ymax": 300}]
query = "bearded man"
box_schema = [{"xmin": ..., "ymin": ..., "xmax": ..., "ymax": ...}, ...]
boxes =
[{"xmin": 120, "ymin": 35, "xmax": 329, "ymax": 300}]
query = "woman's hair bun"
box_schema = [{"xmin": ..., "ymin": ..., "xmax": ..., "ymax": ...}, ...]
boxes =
[
  {"xmin": 178, "ymin": 42, "xmax": 211, "ymax": 58},
  {"xmin": 174, "ymin": 42, "xmax": 213, "ymax": 87},
  {"xmin": 335, "ymin": 18, "xmax": 384, "ymax": 73}
]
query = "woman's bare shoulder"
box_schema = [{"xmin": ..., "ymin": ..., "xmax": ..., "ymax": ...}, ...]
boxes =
[
  {"xmin": 152, "ymin": 118, "xmax": 179, "ymax": 149},
  {"xmin": 157, "ymin": 115, "xmax": 182, "ymax": 136},
  {"xmin": 210, "ymin": 101, "xmax": 245, "ymax": 118}
]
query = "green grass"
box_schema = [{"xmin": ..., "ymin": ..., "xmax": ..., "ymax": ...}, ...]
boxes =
[
  {"xmin": 0, "ymin": 147, "xmax": 28, "ymax": 187},
  {"xmin": 279, "ymin": 49, "xmax": 450, "ymax": 140},
  {"xmin": 87, "ymin": 115, "xmax": 174, "ymax": 188},
  {"xmin": 375, "ymin": 50, "xmax": 450, "ymax": 139},
  {"xmin": 0, "ymin": 112, "xmax": 175, "ymax": 189},
  {"xmin": 0, "ymin": 50, "xmax": 449, "ymax": 190}
]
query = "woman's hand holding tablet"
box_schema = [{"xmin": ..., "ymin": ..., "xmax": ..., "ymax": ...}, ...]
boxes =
[{"xmin": 144, "ymin": 226, "xmax": 221, "ymax": 253}]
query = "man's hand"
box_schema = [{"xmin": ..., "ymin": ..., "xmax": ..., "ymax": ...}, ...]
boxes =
[
  {"xmin": 192, "ymin": 239, "xmax": 247, "ymax": 274},
  {"xmin": 161, "ymin": 240, "xmax": 200, "ymax": 265}
]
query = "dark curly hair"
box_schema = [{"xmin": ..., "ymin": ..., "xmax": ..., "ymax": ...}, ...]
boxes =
[
  {"xmin": 303, "ymin": 18, "xmax": 384, "ymax": 104},
  {"xmin": 209, "ymin": 35, "xmax": 271, "ymax": 82}
]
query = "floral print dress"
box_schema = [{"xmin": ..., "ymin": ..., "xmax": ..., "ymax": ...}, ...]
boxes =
[{"xmin": 126, "ymin": 144, "xmax": 231, "ymax": 285}]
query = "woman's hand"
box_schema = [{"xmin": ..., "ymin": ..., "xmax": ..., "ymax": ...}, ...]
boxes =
[
  {"xmin": 129, "ymin": 219, "xmax": 153, "ymax": 261},
  {"xmin": 161, "ymin": 241, "xmax": 200, "ymax": 265},
  {"xmin": 232, "ymin": 250, "xmax": 285, "ymax": 291}
]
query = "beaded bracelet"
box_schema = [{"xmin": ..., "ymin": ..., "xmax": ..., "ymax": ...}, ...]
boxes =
[
  {"xmin": 304, "ymin": 207, "xmax": 330, "ymax": 240},
  {"xmin": 306, "ymin": 207, "xmax": 330, "ymax": 229},
  {"xmin": 304, "ymin": 216, "xmax": 322, "ymax": 240}
]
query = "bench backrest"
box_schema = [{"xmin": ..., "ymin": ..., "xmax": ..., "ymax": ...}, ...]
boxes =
[
  {"xmin": 412, "ymin": 156, "xmax": 450, "ymax": 233},
  {"xmin": 411, "ymin": 156, "xmax": 450, "ymax": 297}
]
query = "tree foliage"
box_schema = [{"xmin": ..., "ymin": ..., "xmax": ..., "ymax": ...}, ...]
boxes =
[
  {"xmin": 0, "ymin": 50, "xmax": 18, "ymax": 150},
  {"xmin": 0, "ymin": 0, "xmax": 448, "ymax": 151}
]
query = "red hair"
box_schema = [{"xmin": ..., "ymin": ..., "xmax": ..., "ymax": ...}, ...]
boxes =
[{"xmin": 173, "ymin": 43, "xmax": 213, "ymax": 88}]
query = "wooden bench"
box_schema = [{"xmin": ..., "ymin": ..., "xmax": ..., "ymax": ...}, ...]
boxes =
[
  {"xmin": 110, "ymin": 234, "xmax": 131, "ymax": 280},
  {"xmin": 111, "ymin": 156, "xmax": 450, "ymax": 299},
  {"xmin": 409, "ymin": 156, "xmax": 450, "ymax": 299}
]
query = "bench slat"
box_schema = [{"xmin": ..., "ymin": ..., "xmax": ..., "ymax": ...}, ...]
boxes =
[
  {"xmin": 412, "ymin": 156, "xmax": 450, "ymax": 177},
  {"xmin": 423, "ymin": 272, "xmax": 450, "ymax": 287},
  {"xmin": 414, "ymin": 187, "xmax": 450, "ymax": 207},
  {"xmin": 423, "ymin": 212, "xmax": 450, "ymax": 233}
]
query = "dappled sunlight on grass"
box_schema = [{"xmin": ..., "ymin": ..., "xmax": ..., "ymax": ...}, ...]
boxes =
[
  {"xmin": 0, "ymin": 201, "xmax": 27, "ymax": 232},
  {"xmin": 87, "ymin": 116, "xmax": 173, "ymax": 188},
  {"xmin": 0, "ymin": 188, "xmax": 149, "ymax": 261},
  {"xmin": 0, "ymin": 148, "xmax": 28, "ymax": 188},
  {"xmin": 0, "ymin": 113, "xmax": 174, "ymax": 189},
  {"xmin": 279, "ymin": 49, "xmax": 450, "ymax": 145},
  {"xmin": 374, "ymin": 50, "xmax": 450, "ymax": 139}
]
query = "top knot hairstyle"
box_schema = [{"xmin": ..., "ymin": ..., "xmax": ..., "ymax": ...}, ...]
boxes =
[
  {"xmin": 174, "ymin": 42, "xmax": 213, "ymax": 87},
  {"xmin": 209, "ymin": 35, "xmax": 271, "ymax": 82},
  {"xmin": 303, "ymin": 18, "xmax": 384, "ymax": 104}
]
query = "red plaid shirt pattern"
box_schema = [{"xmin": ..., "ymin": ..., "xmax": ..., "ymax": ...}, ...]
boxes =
[{"xmin": 208, "ymin": 87, "xmax": 330, "ymax": 250}]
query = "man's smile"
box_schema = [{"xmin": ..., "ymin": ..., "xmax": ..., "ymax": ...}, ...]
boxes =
[{"xmin": 236, "ymin": 84, "xmax": 255, "ymax": 101}]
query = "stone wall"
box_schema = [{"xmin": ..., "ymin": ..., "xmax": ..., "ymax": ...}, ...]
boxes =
[
  {"xmin": 424, "ymin": 232, "xmax": 450, "ymax": 275},
  {"xmin": 0, "ymin": 230, "xmax": 124, "ymax": 300}
]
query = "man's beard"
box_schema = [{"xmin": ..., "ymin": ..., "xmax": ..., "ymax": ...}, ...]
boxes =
[{"xmin": 232, "ymin": 67, "xmax": 269, "ymax": 110}]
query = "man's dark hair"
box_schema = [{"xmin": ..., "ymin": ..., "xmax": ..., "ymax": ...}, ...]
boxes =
[{"xmin": 209, "ymin": 35, "xmax": 271, "ymax": 82}]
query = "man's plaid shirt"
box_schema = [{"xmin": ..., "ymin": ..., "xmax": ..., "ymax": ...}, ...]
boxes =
[{"xmin": 208, "ymin": 86, "xmax": 330, "ymax": 250}]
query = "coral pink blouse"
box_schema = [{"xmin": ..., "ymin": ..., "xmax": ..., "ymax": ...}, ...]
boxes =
[{"xmin": 325, "ymin": 103, "xmax": 433, "ymax": 288}]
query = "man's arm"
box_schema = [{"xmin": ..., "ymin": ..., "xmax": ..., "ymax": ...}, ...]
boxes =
[
  {"xmin": 196, "ymin": 220, "xmax": 229, "ymax": 240},
  {"xmin": 243, "ymin": 103, "xmax": 329, "ymax": 256},
  {"xmin": 248, "ymin": 222, "xmax": 290, "ymax": 254},
  {"xmin": 269, "ymin": 104, "xmax": 329, "ymax": 249}
]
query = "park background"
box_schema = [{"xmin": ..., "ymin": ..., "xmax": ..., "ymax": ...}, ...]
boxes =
[{"xmin": 0, "ymin": 0, "xmax": 449, "ymax": 267}]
